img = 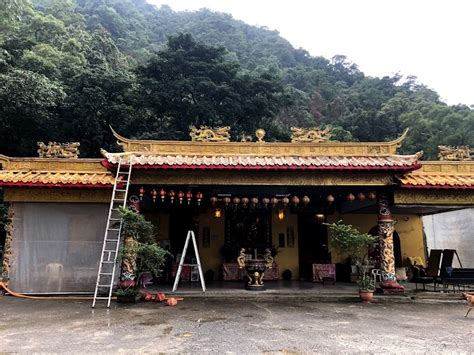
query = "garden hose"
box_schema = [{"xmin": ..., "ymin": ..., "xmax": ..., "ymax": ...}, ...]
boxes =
[{"xmin": 0, "ymin": 282, "xmax": 112, "ymax": 300}]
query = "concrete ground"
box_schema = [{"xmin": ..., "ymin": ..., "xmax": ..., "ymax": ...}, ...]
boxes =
[{"xmin": 0, "ymin": 293, "xmax": 473, "ymax": 353}]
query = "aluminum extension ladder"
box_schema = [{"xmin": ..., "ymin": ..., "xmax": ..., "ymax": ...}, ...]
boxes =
[
  {"xmin": 92, "ymin": 158, "xmax": 132, "ymax": 308},
  {"xmin": 172, "ymin": 230, "xmax": 206, "ymax": 293}
]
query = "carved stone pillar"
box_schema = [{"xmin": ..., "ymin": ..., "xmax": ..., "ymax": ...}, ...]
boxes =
[
  {"xmin": 119, "ymin": 235, "xmax": 139, "ymax": 288},
  {"xmin": 1, "ymin": 204, "xmax": 14, "ymax": 282},
  {"xmin": 377, "ymin": 194, "xmax": 404, "ymax": 293}
]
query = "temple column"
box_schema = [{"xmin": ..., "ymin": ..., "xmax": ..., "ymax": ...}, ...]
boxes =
[
  {"xmin": 377, "ymin": 194, "xmax": 404, "ymax": 293},
  {"xmin": 1, "ymin": 204, "xmax": 14, "ymax": 283}
]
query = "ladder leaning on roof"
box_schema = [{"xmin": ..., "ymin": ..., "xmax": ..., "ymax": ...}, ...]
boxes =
[{"xmin": 92, "ymin": 157, "xmax": 132, "ymax": 308}]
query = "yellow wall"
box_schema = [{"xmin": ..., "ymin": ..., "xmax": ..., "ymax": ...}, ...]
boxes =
[
  {"xmin": 197, "ymin": 209, "xmax": 225, "ymax": 279},
  {"xmin": 272, "ymin": 210, "xmax": 299, "ymax": 280},
  {"xmin": 327, "ymin": 213, "xmax": 425, "ymax": 266}
]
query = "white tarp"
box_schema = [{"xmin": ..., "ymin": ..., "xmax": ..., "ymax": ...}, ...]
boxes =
[
  {"xmin": 423, "ymin": 208, "xmax": 474, "ymax": 268},
  {"xmin": 9, "ymin": 203, "xmax": 108, "ymax": 293}
]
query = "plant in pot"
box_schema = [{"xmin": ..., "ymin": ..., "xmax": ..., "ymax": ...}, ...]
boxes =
[
  {"xmin": 324, "ymin": 220, "xmax": 377, "ymax": 301},
  {"xmin": 116, "ymin": 207, "xmax": 168, "ymax": 303},
  {"xmin": 357, "ymin": 273, "xmax": 375, "ymax": 303}
]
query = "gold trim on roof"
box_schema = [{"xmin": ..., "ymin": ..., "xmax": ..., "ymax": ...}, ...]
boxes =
[
  {"xmin": 399, "ymin": 161, "xmax": 474, "ymax": 188},
  {"xmin": 110, "ymin": 127, "xmax": 410, "ymax": 157},
  {"xmin": 189, "ymin": 126, "xmax": 230, "ymax": 142}
]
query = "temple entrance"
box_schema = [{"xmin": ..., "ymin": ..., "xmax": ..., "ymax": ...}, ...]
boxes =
[
  {"xmin": 224, "ymin": 207, "xmax": 272, "ymax": 254},
  {"xmin": 298, "ymin": 213, "xmax": 330, "ymax": 280}
]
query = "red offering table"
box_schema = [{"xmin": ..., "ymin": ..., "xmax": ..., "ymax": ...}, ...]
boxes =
[
  {"xmin": 171, "ymin": 262, "xmax": 190, "ymax": 282},
  {"xmin": 312, "ymin": 264, "xmax": 336, "ymax": 283}
]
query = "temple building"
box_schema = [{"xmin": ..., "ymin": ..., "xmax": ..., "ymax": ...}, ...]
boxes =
[{"xmin": 0, "ymin": 127, "xmax": 473, "ymax": 294}]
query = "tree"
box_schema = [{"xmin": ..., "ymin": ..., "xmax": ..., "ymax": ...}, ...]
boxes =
[{"xmin": 138, "ymin": 33, "xmax": 285, "ymax": 140}]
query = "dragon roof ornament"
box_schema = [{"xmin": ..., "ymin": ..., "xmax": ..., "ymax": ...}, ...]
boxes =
[
  {"xmin": 189, "ymin": 126, "xmax": 230, "ymax": 142},
  {"xmin": 37, "ymin": 142, "xmax": 80, "ymax": 159},
  {"xmin": 290, "ymin": 127, "xmax": 332, "ymax": 143},
  {"xmin": 438, "ymin": 145, "xmax": 472, "ymax": 161}
]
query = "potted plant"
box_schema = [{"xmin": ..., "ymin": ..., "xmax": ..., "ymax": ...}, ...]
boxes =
[
  {"xmin": 357, "ymin": 273, "xmax": 375, "ymax": 303},
  {"xmin": 325, "ymin": 220, "xmax": 377, "ymax": 301},
  {"xmin": 116, "ymin": 207, "xmax": 168, "ymax": 303}
]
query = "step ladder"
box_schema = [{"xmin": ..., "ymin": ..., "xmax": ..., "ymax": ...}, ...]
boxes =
[
  {"xmin": 172, "ymin": 230, "xmax": 206, "ymax": 293},
  {"xmin": 92, "ymin": 158, "xmax": 132, "ymax": 308}
]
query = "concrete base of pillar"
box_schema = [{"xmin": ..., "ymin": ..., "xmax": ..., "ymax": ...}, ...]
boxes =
[{"xmin": 379, "ymin": 280, "xmax": 405, "ymax": 294}]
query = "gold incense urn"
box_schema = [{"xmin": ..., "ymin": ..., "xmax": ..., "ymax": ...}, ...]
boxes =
[{"xmin": 237, "ymin": 248, "xmax": 274, "ymax": 291}]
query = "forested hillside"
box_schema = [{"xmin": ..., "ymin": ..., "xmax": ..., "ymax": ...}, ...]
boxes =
[{"xmin": 1, "ymin": 0, "xmax": 473, "ymax": 158}]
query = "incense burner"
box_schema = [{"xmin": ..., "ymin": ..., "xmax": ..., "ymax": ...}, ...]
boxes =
[{"xmin": 237, "ymin": 248, "xmax": 274, "ymax": 291}]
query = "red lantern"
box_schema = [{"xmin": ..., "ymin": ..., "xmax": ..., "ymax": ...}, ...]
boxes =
[
  {"xmin": 241, "ymin": 197, "xmax": 249, "ymax": 206},
  {"xmin": 178, "ymin": 191, "xmax": 185, "ymax": 204},
  {"xmin": 357, "ymin": 192, "xmax": 366, "ymax": 201},
  {"xmin": 326, "ymin": 194, "xmax": 335, "ymax": 205},
  {"xmin": 210, "ymin": 196, "xmax": 218, "ymax": 206},
  {"xmin": 282, "ymin": 197, "xmax": 290, "ymax": 206},
  {"xmin": 232, "ymin": 197, "xmax": 240, "ymax": 205},
  {"xmin": 196, "ymin": 192, "xmax": 203, "ymax": 205},
  {"xmin": 368, "ymin": 191, "xmax": 376, "ymax": 200},
  {"xmin": 251, "ymin": 197, "xmax": 259, "ymax": 205},
  {"xmin": 139, "ymin": 186, "xmax": 145, "ymax": 200},
  {"xmin": 169, "ymin": 190, "xmax": 175, "ymax": 203},
  {"xmin": 302, "ymin": 195, "xmax": 310, "ymax": 206},
  {"xmin": 160, "ymin": 188, "xmax": 166, "ymax": 202},
  {"xmin": 346, "ymin": 193, "xmax": 355, "ymax": 202},
  {"xmin": 186, "ymin": 191, "xmax": 193, "ymax": 205},
  {"xmin": 291, "ymin": 196, "xmax": 300, "ymax": 206},
  {"xmin": 152, "ymin": 189, "xmax": 158, "ymax": 203},
  {"xmin": 271, "ymin": 197, "xmax": 279, "ymax": 206},
  {"xmin": 262, "ymin": 197, "xmax": 270, "ymax": 207},
  {"xmin": 223, "ymin": 197, "xmax": 231, "ymax": 206}
]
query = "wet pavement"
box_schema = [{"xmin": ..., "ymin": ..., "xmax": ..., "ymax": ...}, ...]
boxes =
[{"xmin": 0, "ymin": 294, "xmax": 473, "ymax": 353}]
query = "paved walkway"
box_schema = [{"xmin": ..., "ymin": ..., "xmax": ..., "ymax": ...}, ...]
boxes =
[{"xmin": 0, "ymin": 294, "xmax": 472, "ymax": 353}]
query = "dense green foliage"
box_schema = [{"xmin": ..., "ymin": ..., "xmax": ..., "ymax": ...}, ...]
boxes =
[{"xmin": 0, "ymin": 0, "xmax": 472, "ymax": 158}]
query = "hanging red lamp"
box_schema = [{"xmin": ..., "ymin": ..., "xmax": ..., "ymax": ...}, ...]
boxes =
[
  {"xmin": 241, "ymin": 197, "xmax": 249, "ymax": 206},
  {"xmin": 291, "ymin": 196, "xmax": 300, "ymax": 206},
  {"xmin": 178, "ymin": 191, "xmax": 185, "ymax": 204},
  {"xmin": 282, "ymin": 197, "xmax": 290, "ymax": 207},
  {"xmin": 251, "ymin": 197, "xmax": 259, "ymax": 205},
  {"xmin": 169, "ymin": 190, "xmax": 175, "ymax": 203},
  {"xmin": 160, "ymin": 188, "xmax": 166, "ymax": 202},
  {"xmin": 326, "ymin": 194, "xmax": 335, "ymax": 205},
  {"xmin": 196, "ymin": 192, "xmax": 203, "ymax": 205},
  {"xmin": 223, "ymin": 197, "xmax": 231, "ymax": 206},
  {"xmin": 368, "ymin": 191, "xmax": 377, "ymax": 200},
  {"xmin": 210, "ymin": 196, "xmax": 218, "ymax": 206},
  {"xmin": 357, "ymin": 192, "xmax": 366, "ymax": 201},
  {"xmin": 152, "ymin": 189, "xmax": 158, "ymax": 203},
  {"xmin": 139, "ymin": 186, "xmax": 145, "ymax": 200},
  {"xmin": 302, "ymin": 195, "xmax": 310, "ymax": 206},
  {"xmin": 232, "ymin": 197, "xmax": 240, "ymax": 205},
  {"xmin": 186, "ymin": 191, "xmax": 193, "ymax": 205},
  {"xmin": 346, "ymin": 193, "xmax": 355, "ymax": 202},
  {"xmin": 271, "ymin": 197, "xmax": 279, "ymax": 206},
  {"xmin": 262, "ymin": 197, "xmax": 270, "ymax": 207}
]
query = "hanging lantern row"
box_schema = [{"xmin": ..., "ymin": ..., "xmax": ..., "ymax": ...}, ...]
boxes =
[
  {"xmin": 209, "ymin": 195, "xmax": 311, "ymax": 207},
  {"xmin": 139, "ymin": 187, "xmax": 204, "ymax": 205}
]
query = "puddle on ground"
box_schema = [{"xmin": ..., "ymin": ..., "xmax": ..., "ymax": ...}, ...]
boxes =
[{"xmin": 138, "ymin": 318, "xmax": 167, "ymax": 326}]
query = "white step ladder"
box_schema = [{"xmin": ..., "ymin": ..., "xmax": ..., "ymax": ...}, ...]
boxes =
[
  {"xmin": 172, "ymin": 230, "xmax": 206, "ymax": 293},
  {"xmin": 92, "ymin": 158, "xmax": 132, "ymax": 308}
]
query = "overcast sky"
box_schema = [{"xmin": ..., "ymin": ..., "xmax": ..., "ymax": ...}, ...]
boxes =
[{"xmin": 147, "ymin": 0, "xmax": 473, "ymax": 106}]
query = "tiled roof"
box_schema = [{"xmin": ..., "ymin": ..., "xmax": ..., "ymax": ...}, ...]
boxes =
[
  {"xmin": 0, "ymin": 171, "xmax": 114, "ymax": 187},
  {"xmin": 102, "ymin": 152, "xmax": 421, "ymax": 171},
  {"xmin": 399, "ymin": 174, "xmax": 474, "ymax": 189}
]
